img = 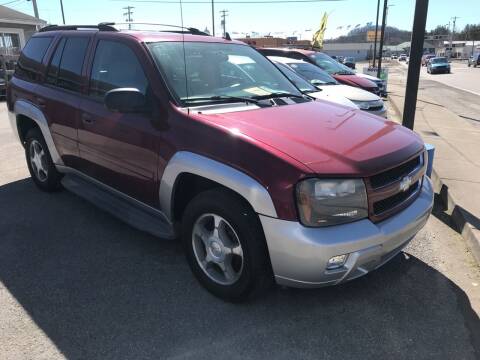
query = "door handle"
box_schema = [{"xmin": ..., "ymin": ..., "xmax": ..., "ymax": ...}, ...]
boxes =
[{"xmin": 82, "ymin": 113, "xmax": 94, "ymax": 124}]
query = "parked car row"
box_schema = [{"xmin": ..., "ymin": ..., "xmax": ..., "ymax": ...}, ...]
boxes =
[
  {"xmin": 7, "ymin": 24, "xmax": 433, "ymax": 301},
  {"xmin": 258, "ymin": 48, "xmax": 386, "ymax": 114},
  {"xmin": 269, "ymin": 56, "xmax": 386, "ymax": 116}
]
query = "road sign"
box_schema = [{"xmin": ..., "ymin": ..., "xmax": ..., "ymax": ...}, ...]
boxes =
[{"xmin": 367, "ymin": 30, "xmax": 381, "ymax": 42}]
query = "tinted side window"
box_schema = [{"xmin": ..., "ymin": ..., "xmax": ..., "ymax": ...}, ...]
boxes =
[
  {"xmin": 90, "ymin": 40, "xmax": 148, "ymax": 98},
  {"xmin": 56, "ymin": 37, "xmax": 90, "ymax": 92},
  {"xmin": 46, "ymin": 38, "xmax": 66, "ymax": 85},
  {"xmin": 15, "ymin": 37, "xmax": 53, "ymax": 81}
]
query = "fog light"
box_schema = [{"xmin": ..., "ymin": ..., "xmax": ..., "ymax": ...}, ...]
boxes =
[{"xmin": 327, "ymin": 254, "xmax": 348, "ymax": 270}]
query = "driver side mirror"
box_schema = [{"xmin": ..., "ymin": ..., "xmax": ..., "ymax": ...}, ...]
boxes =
[{"xmin": 105, "ymin": 88, "xmax": 148, "ymax": 113}]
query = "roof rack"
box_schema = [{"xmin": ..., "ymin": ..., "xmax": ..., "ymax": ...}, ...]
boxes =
[
  {"xmin": 38, "ymin": 23, "xmax": 117, "ymax": 32},
  {"xmin": 38, "ymin": 22, "xmax": 210, "ymax": 36},
  {"xmin": 109, "ymin": 22, "xmax": 210, "ymax": 36}
]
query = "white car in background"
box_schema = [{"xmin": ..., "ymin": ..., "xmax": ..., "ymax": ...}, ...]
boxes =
[
  {"xmin": 228, "ymin": 54, "xmax": 357, "ymax": 109},
  {"xmin": 269, "ymin": 56, "xmax": 387, "ymax": 117}
]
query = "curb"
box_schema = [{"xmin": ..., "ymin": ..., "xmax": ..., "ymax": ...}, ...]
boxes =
[
  {"xmin": 387, "ymin": 93, "xmax": 480, "ymax": 265},
  {"xmin": 431, "ymin": 168, "xmax": 480, "ymax": 265}
]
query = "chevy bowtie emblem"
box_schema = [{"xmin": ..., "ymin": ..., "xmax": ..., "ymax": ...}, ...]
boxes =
[{"xmin": 399, "ymin": 175, "xmax": 413, "ymax": 192}]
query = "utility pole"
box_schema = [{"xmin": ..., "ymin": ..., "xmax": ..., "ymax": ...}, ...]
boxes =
[
  {"xmin": 449, "ymin": 16, "xmax": 459, "ymax": 58},
  {"xmin": 29, "ymin": 0, "xmax": 39, "ymax": 19},
  {"xmin": 211, "ymin": 0, "xmax": 215, "ymax": 37},
  {"xmin": 60, "ymin": 0, "xmax": 66, "ymax": 24},
  {"xmin": 372, "ymin": 0, "xmax": 381, "ymax": 68},
  {"xmin": 376, "ymin": 0, "xmax": 388, "ymax": 79},
  {"xmin": 123, "ymin": 6, "xmax": 134, "ymax": 30},
  {"xmin": 402, "ymin": 0, "xmax": 429, "ymax": 130},
  {"xmin": 220, "ymin": 9, "xmax": 228, "ymax": 38}
]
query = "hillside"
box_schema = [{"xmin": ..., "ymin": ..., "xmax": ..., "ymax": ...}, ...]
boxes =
[{"xmin": 325, "ymin": 25, "xmax": 412, "ymax": 45}]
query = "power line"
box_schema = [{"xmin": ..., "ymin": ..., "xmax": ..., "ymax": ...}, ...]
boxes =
[{"xmin": 0, "ymin": 0, "xmax": 22, "ymax": 6}]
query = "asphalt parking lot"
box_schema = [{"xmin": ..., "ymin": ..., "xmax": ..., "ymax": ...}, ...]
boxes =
[{"xmin": 1, "ymin": 102, "xmax": 480, "ymax": 359}]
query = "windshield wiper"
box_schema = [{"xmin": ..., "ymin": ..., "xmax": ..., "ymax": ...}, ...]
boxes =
[
  {"xmin": 184, "ymin": 95, "xmax": 259, "ymax": 105},
  {"xmin": 333, "ymin": 71, "xmax": 353, "ymax": 75},
  {"xmin": 252, "ymin": 92, "xmax": 306, "ymax": 100}
]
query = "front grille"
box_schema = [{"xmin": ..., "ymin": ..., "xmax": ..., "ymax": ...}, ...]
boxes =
[
  {"xmin": 373, "ymin": 181, "xmax": 419, "ymax": 215},
  {"xmin": 370, "ymin": 155, "xmax": 421, "ymax": 189}
]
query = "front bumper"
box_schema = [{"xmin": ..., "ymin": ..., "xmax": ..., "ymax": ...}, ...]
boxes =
[
  {"xmin": 260, "ymin": 176, "xmax": 434, "ymax": 288},
  {"xmin": 431, "ymin": 67, "xmax": 450, "ymax": 73}
]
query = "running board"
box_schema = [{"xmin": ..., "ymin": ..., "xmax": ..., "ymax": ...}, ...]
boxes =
[{"xmin": 61, "ymin": 173, "xmax": 176, "ymax": 240}]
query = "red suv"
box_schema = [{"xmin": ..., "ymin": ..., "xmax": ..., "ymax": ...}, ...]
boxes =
[
  {"xmin": 258, "ymin": 48, "xmax": 380, "ymax": 94},
  {"xmin": 7, "ymin": 24, "xmax": 433, "ymax": 301}
]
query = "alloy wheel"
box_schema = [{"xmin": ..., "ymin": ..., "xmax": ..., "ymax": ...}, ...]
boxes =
[
  {"xmin": 29, "ymin": 139, "xmax": 48, "ymax": 182},
  {"xmin": 192, "ymin": 213, "xmax": 244, "ymax": 285}
]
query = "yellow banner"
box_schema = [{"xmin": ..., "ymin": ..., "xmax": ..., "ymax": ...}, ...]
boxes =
[{"xmin": 312, "ymin": 12, "xmax": 328, "ymax": 49}]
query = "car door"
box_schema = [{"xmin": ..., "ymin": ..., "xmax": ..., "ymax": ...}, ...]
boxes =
[
  {"xmin": 77, "ymin": 37, "xmax": 159, "ymax": 206},
  {"xmin": 37, "ymin": 34, "xmax": 92, "ymax": 168}
]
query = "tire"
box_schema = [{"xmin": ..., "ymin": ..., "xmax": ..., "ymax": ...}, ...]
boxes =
[
  {"xmin": 25, "ymin": 127, "xmax": 63, "ymax": 192},
  {"xmin": 181, "ymin": 188, "xmax": 273, "ymax": 302}
]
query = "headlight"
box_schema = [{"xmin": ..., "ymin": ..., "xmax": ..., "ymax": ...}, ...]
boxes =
[
  {"xmin": 352, "ymin": 101, "xmax": 371, "ymax": 110},
  {"xmin": 296, "ymin": 178, "xmax": 368, "ymax": 227}
]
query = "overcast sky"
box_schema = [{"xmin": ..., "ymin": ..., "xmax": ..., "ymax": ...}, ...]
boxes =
[{"xmin": 6, "ymin": 0, "xmax": 479, "ymax": 39}]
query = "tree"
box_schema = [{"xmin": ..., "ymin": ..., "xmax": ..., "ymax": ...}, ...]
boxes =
[
  {"xmin": 427, "ymin": 25, "xmax": 449, "ymax": 36},
  {"xmin": 460, "ymin": 24, "xmax": 480, "ymax": 40}
]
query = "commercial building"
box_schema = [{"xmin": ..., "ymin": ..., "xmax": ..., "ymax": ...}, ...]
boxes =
[
  {"xmin": 235, "ymin": 36, "xmax": 310, "ymax": 48},
  {"xmin": 436, "ymin": 40, "xmax": 480, "ymax": 59},
  {"xmin": 321, "ymin": 42, "xmax": 374, "ymax": 60}
]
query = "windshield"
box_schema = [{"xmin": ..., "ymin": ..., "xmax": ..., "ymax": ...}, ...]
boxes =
[
  {"xmin": 431, "ymin": 57, "xmax": 448, "ymax": 64},
  {"xmin": 309, "ymin": 52, "xmax": 354, "ymax": 75},
  {"xmin": 286, "ymin": 62, "xmax": 338, "ymax": 85},
  {"xmin": 148, "ymin": 42, "xmax": 302, "ymax": 105},
  {"xmin": 273, "ymin": 62, "xmax": 317, "ymax": 92}
]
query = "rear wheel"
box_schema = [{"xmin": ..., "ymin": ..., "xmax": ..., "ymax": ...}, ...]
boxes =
[
  {"xmin": 25, "ymin": 128, "xmax": 63, "ymax": 192},
  {"xmin": 181, "ymin": 189, "xmax": 273, "ymax": 302}
]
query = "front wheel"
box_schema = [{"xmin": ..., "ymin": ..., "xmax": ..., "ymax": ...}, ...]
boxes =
[
  {"xmin": 25, "ymin": 128, "xmax": 63, "ymax": 192},
  {"xmin": 181, "ymin": 189, "xmax": 273, "ymax": 302}
]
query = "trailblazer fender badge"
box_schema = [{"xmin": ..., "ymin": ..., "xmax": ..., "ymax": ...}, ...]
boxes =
[{"xmin": 399, "ymin": 175, "xmax": 413, "ymax": 192}]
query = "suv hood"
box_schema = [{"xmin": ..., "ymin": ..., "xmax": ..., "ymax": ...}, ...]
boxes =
[{"xmin": 193, "ymin": 101, "xmax": 423, "ymax": 176}]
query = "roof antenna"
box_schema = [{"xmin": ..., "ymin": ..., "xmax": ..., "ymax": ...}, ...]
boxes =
[
  {"xmin": 179, "ymin": 0, "xmax": 189, "ymax": 111},
  {"xmin": 224, "ymin": 32, "xmax": 232, "ymax": 41}
]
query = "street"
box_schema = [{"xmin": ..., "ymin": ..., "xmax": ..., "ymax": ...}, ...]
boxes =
[
  {"xmin": 392, "ymin": 60, "xmax": 480, "ymax": 127},
  {"xmin": 1, "ymin": 102, "xmax": 480, "ymax": 359}
]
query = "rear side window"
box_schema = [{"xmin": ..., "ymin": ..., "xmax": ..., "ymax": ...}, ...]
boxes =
[
  {"xmin": 46, "ymin": 37, "xmax": 90, "ymax": 92},
  {"xmin": 15, "ymin": 36, "xmax": 53, "ymax": 81},
  {"xmin": 89, "ymin": 40, "xmax": 148, "ymax": 98}
]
